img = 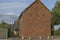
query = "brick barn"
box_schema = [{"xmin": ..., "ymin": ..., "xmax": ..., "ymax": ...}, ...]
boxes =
[{"xmin": 18, "ymin": 0, "xmax": 51, "ymax": 38}]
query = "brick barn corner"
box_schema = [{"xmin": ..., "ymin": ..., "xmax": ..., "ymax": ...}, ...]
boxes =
[{"xmin": 18, "ymin": 0, "xmax": 51, "ymax": 38}]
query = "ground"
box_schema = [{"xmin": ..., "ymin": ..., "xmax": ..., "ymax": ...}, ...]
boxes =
[
  {"xmin": 0, "ymin": 37, "xmax": 60, "ymax": 40},
  {"xmin": 0, "ymin": 37, "xmax": 20, "ymax": 40}
]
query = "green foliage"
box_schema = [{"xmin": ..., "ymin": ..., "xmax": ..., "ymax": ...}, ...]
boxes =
[
  {"xmin": 0, "ymin": 20, "xmax": 11, "ymax": 37},
  {"xmin": 0, "ymin": 20, "xmax": 7, "ymax": 28},
  {"xmin": 54, "ymin": 29, "xmax": 60, "ymax": 36},
  {"xmin": 51, "ymin": 0, "xmax": 60, "ymax": 36},
  {"xmin": 52, "ymin": 1, "xmax": 60, "ymax": 25}
]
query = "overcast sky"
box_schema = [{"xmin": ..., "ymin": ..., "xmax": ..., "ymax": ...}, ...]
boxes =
[{"xmin": 0, "ymin": 0, "xmax": 57, "ymax": 24}]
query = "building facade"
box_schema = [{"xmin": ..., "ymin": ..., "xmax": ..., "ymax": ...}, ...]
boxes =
[{"xmin": 18, "ymin": 0, "xmax": 51, "ymax": 38}]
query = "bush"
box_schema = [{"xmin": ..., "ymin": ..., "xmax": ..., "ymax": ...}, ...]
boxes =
[{"xmin": 54, "ymin": 30, "xmax": 60, "ymax": 36}]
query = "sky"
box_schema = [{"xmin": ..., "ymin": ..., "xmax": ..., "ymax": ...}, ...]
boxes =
[{"xmin": 0, "ymin": 0, "xmax": 58, "ymax": 29}]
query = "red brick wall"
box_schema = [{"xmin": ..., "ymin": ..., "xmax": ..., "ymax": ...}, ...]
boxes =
[{"xmin": 19, "ymin": 0, "xmax": 51, "ymax": 38}]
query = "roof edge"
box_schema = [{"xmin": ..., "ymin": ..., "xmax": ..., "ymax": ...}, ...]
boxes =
[
  {"xmin": 18, "ymin": 0, "xmax": 51, "ymax": 20},
  {"xmin": 18, "ymin": 0, "xmax": 37, "ymax": 19}
]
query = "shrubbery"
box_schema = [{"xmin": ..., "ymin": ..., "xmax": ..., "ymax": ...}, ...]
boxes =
[
  {"xmin": 54, "ymin": 28, "xmax": 60, "ymax": 36},
  {"xmin": 0, "ymin": 20, "xmax": 11, "ymax": 37}
]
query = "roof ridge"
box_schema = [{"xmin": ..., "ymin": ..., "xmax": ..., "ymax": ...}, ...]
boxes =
[{"xmin": 18, "ymin": 0, "xmax": 51, "ymax": 19}]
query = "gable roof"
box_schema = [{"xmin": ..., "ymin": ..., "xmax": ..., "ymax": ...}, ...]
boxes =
[{"xmin": 18, "ymin": 0, "xmax": 51, "ymax": 19}]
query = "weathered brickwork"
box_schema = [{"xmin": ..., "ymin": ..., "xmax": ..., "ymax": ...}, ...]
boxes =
[{"xmin": 18, "ymin": 0, "xmax": 51, "ymax": 38}]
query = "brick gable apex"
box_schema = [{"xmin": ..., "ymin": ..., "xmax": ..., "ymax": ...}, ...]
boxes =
[{"xmin": 18, "ymin": 0, "xmax": 51, "ymax": 19}]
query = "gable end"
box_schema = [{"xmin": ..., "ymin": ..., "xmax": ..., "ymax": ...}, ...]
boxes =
[{"xmin": 18, "ymin": 0, "xmax": 51, "ymax": 20}]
